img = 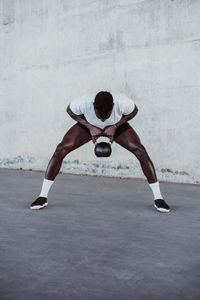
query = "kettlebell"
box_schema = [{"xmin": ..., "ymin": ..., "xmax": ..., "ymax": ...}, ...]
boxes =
[{"xmin": 92, "ymin": 137, "xmax": 113, "ymax": 157}]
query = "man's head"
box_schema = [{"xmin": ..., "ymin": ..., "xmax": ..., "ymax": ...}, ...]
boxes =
[{"xmin": 94, "ymin": 91, "xmax": 114, "ymax": 121}]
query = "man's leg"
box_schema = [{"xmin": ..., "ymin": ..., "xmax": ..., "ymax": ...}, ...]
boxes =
[
  {"xmin": 114, "ymin": 124, "xmax": 171, "ymax": 212},
  {"xmin": 114, "ymin": 125, "xmax": 157, "ymax": 183},
  {"xmin": 45, "ymin": 123, "xmax": 91, "ymax": 180},
  {"xmin": 30, "ymin": 123, "xmax": 91, "ymax": 209}
]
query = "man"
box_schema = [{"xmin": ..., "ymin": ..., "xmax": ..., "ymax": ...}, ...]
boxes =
[{"xmin": 30, "ymin": 91, "xmax": 170, "ymax": 212}]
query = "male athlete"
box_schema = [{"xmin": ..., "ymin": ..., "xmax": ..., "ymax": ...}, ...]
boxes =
[{"xmin": 30, "ymin": 91, "xmax": 171, "ymax": 212}]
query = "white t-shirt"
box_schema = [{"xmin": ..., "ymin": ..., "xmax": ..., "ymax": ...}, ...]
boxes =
[{"xmin": 69, "ymin": 92, "xmax": 135, "ymax": 130}]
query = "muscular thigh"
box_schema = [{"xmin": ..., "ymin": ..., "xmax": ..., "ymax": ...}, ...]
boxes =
[
  {"xmin": 114, "ymin": 124, "xmax": 142, "ymax": 151},
  {"xmin": 60, "ymin": 123, "xmax": 91, "ymax": 150}
]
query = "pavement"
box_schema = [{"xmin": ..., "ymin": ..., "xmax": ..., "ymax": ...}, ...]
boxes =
[{"xmin": 0, "ymin": 168, "xmax": 200, "ymax": 300}]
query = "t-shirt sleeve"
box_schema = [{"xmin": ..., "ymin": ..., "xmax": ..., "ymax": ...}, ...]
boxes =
[
  {"xmin": 118, "ymin": 94, "xmax": 135, "ymax": 115},
  {"xmin": 69, "ymin": 96, "xmax": 86, "ymax": 115}
]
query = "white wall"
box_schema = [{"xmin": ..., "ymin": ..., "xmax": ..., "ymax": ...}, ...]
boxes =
[{"xmin": 0, "ymin": 0, "xmax": 200, "ymax": 183}]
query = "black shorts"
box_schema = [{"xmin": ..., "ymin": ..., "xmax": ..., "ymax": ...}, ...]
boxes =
[{"xmin": 77, "ymin": 122, "xmax": 132, "ymax": 140}]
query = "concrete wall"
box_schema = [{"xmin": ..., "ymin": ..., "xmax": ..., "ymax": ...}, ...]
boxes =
[{"xmin": 0, "ymin": 0, "xmax": 200, "ymax": 184}]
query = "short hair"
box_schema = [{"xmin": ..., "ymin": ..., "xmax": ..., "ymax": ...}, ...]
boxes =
[{"xmin": 94, "ymin": 91, "xmax": 113, "ymax": 118}]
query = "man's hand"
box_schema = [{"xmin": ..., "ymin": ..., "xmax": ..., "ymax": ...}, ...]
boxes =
[
  {"xmin": 89, "ymin": 126, "xmax": 103, "ymax": 138},
  {"xmin": 103, "ymin": 125, "xmax": 117, "ymax": 138}
]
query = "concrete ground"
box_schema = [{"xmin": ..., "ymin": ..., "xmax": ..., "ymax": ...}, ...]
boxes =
[{"xmin": 0, "ymin": 169, "xmax": 199, "ymax": 300}]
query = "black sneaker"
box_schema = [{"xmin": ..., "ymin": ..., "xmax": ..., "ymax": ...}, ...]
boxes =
[
  {"xmin": 30, "ymin": 197, "xmax": 48, "ymax": 210},
  {"xmin": 154, "ymin": 199, "xmax": 171, "ymax": 213}
]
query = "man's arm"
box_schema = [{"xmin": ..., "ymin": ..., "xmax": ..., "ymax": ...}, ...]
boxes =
[
  {"xmin": 114, "ymin": 104, "xmax": 138, "ymax": 129},
  {"xmin": 103, "ymin": 105, "xmax": 138, "ymax": 138},
  {"xmin": 66, "ymin": 105, "xmax": 103, "ymax": 138},
  {"xmin": 67, "ymin": 105, "xmax": 92, "ymax": 130}
]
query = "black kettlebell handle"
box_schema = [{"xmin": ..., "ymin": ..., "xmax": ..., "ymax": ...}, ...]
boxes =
[{"xmin": 92, "ymin": 137, "xmax": 113, "ymax": 145}]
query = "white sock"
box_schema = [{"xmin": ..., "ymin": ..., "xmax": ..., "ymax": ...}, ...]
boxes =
[
  {"xmin": 149, "ymin": 181, "xmax": 163, "ymax": 200},
  {"xmin": 39, "ymin": 178, "xmax": 54, "ymax": 198}
]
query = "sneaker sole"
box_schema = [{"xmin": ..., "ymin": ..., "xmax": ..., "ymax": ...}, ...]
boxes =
[
  {"xmin": 154, "ymin": 204, "xmax": 171, "ymax": 213},
  {"xmin": 30, "ymin": 202, "xmax": 48, "ymax": 210}
]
